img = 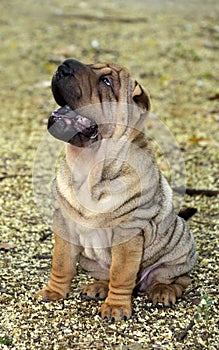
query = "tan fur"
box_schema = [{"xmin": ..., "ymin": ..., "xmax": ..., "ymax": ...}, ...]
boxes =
[{"xmin": 35, "ymin": 61, "xmax": 197, "ymax": 320}]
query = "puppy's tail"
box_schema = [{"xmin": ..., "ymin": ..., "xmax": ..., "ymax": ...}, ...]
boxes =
[{"xmin": 178, "ymin": 207, "xmax": 197, "ymax": 221}]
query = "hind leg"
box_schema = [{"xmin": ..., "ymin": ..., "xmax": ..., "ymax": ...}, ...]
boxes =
[
  {"xmin": 81, "ymin": 280, "xmax": 109, "ymax": 300},
  {"xmin": 146, "ymin": 275, "xmax": 191, "ymax": 306}
]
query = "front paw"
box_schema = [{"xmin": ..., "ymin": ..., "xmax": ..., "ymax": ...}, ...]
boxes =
[
  {"xmin": 81, "ymin": 281, "xmax": 109, "ymax": 300},
  {"xmin": 35, "ymin": 288, "xmax": 64, "ymax": 301},
  {"xmin": 99, "ymin": 302, "xmax": 132, "ymax": 321}
]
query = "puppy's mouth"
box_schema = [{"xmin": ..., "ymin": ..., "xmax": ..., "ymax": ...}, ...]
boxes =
[{"xmin": 48, "ymin": 105, "xmax": 99, "ymax": 147}]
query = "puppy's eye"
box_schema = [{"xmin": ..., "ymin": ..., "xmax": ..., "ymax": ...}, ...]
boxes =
[{"xmin": 100, "ymin": 76, "xmax": 112, "ymax": 87}]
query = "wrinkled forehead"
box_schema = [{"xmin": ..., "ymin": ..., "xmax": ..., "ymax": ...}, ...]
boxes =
[{"xmin": 88, "ymin": 62, "xmax": 129, "ymax": 77}]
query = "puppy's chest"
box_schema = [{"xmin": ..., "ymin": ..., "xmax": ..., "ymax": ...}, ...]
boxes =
[
  {"xmin": 76, "ymin": 224, "xmax": 113, "ymax": 249},
  {"xmin": 67, "ymin": 218, "xmax": 112, "ymax": 265},
  {"xmin": 57, "ymin": 153, "xmax": 139, "ymax": 226}
]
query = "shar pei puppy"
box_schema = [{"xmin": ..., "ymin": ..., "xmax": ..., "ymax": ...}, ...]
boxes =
[{"xmin": 35, "ymin": 59, "xmax": 197, "ymax": 321}]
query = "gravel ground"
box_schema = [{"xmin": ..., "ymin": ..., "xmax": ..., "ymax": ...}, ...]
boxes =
[{"xmin": 0, "ymin": 0, "xmax": 218, "ymax": 349}]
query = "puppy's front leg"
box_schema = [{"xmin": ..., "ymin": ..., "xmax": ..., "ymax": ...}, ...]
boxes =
[
  {"xmin": 100, "ymin": 235, "xmax": 143, "ymax": 321},
  {"xmin": 35, "ymin": 233, "xmax": 82, "ymax": 301}
]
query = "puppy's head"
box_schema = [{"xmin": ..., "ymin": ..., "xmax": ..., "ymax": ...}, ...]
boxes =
[{"xmin": 48, "ymin": 59, "xmax": 150, "ymax": 147}]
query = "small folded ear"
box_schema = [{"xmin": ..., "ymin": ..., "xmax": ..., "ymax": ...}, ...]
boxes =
[{"xmin": 132, "ymin": 81, "xmax": 151, "ymax": 111}]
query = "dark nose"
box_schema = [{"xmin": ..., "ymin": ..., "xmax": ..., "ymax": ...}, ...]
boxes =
[
  {"xmin": 57, "ymin": 63, "xmax": 73, "ymax": 78},
  {"xmin": 56, "ymin": 59, "xmax": 84, "ymax": 79}
]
